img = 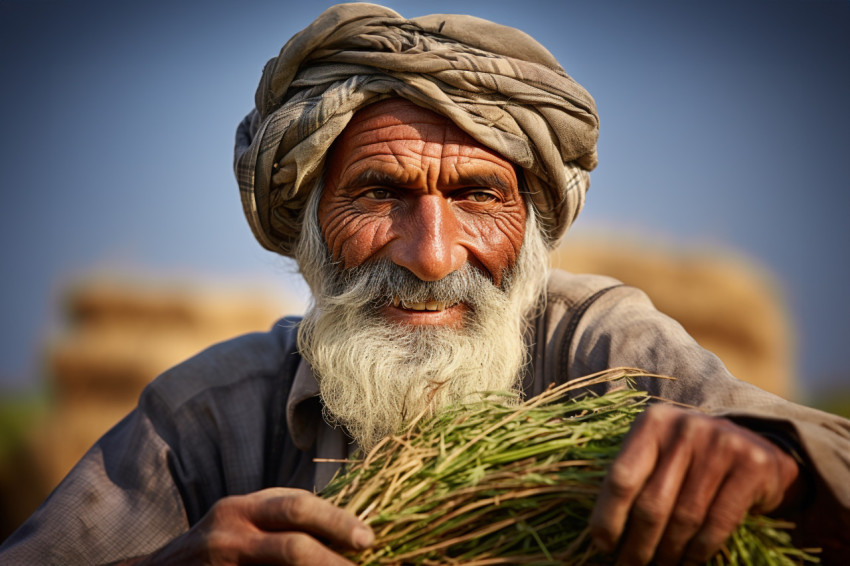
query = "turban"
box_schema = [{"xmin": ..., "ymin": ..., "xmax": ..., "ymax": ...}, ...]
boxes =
[{"xmin": 235, "ymin": 2, "xmax": 599, "ymax": 257}]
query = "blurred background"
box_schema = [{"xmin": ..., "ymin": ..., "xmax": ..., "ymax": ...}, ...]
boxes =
[{"xmin": 1, "ymin": 0, "xmax": 848, "ymax": 540}]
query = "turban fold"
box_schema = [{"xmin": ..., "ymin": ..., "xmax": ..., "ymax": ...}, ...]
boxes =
[{"xmin": 235, "ymin": 2, "xmax": 599, "ymax": 256}]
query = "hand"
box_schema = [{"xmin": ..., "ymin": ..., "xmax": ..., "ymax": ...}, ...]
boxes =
[
  {"xmin": 134, "ymin": 487, "xmax": 374, "ymax": 565},
  {"xmin": 588, "ymin": 404, "xmax": 801, "ymax": 565}
]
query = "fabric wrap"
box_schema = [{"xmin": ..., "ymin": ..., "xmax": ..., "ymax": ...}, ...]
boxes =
[{"xmin": 234, "ymin": 2, "xmax": 599, "ymax": 256}]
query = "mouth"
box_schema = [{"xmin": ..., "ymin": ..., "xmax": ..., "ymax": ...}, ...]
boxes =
[
  {"xmin": 391, "ymin": 297, "xmax": 458, "ymax": 312},
  {"xmin": 381, "ymin": 296, "xmax": 467, "ymax": 326}
]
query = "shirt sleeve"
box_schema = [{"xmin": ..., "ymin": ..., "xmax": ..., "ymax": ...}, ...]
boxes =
[
  {"xmin": 565, "ymin": 283, "xmax": 850, "ymax": 559},
  {"xmin": 0, "ymin": 402, "xmax": 189, "ymax": 565},
  {"xmin": 0, "ymin": 322, "xmax": 305, "ymax": 565}
]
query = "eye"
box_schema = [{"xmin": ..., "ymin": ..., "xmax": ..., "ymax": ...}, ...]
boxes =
[
  {"xmin": 462, "ymin": 189, "xmax": 499, "ymax": 203},
  {"xmin": 362, "ymin": 188, "xmax": 393, "ymax": 200}
]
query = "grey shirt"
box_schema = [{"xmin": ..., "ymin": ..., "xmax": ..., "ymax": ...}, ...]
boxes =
[{"xmin": 2, "ymin": 270, "xmax": 848, "ymax": 563}]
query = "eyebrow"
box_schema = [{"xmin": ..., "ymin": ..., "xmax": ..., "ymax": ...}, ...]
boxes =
[
  {"xmin": 343, "ymin": 170, "xmax": 403, "ymax": 191},
  {"xmin": 342, "ymin": 169, "xmax": 515, "ymax": 194},
  {"xmin": 460, "ymin": 173, "xmax": 513, "ymax": 194}
]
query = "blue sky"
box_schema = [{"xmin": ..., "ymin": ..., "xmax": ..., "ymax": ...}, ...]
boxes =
[{"xmin": 1, "ymin": 0, "xmax": 848, "ymax": 397}]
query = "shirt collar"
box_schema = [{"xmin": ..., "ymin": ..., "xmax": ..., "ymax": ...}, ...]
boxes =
[{"xmin": 285, "ymin": 357, "xmax": 323, "ymax": 451}]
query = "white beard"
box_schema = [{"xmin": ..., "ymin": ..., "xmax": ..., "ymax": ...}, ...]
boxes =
[{"xmin": 295, "ymin": 191, "xmax": 550, "ymax": 451}]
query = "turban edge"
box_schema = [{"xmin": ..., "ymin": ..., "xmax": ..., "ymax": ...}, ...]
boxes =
[{"xmin": 234, "ymin": 2, "xmax": 599, "ymax": 257}]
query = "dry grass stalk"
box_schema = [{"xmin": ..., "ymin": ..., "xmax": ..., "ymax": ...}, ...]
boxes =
[{"xmin": 321, "ymin": 368, "xmax": 818, "ymax": 565}]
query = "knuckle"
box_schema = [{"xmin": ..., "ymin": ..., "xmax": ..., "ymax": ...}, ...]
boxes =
[
  {"xmin": 720, "ymin": 427, "xmax": 747, "ymax": 450},
  {"xmin": 208, "ymin": 498, "xmax": 228, "ymax": 519},
  {"xmin": 630, "ymin": 497, "xmax": 667, "ymax": 527},
  {"xmin": 605, "ymin": 462, "xmax": 641, "ymax": 498},
  {"xmin": 712, "ymin": 421, "xmax": 768, "ymax": 458},
  {"xmin": 678, "ymin": 412, "xmax": 713, "ymax": 439},
  {"xmin": 280, "ymin": 494, "xmax": 313, "ymax": 525},
  {"xmin": 712, "ymin": 428, "xmax": 734, "ymax": 452},
  {"xmin": 723, "ymin": 435, "xmax": 773, "ymax": 473},
  {"xmin": 706, "ymin": 506, "xmax": 742, "ymax": 535},
  {"xmin": 746, "ymin": 445, "xmax": 772, "ymax": 469},
  {"xmin": 669, "ymin": 505, "xmax": 704, "ymax": 532},
  {"xmin": 650, "ymin": 405, "xmax": 708, "ymax": 443},
  {"xmin": 208, "ymin": 495, "xmax": 243, "ymax": 525},
  {"xmin": 278, "ymin": 533, "xmax": 315, "ymax": 564},
  {"xmin": 641, "ymin": 404, "xmax": 674, "ymax": 425}
]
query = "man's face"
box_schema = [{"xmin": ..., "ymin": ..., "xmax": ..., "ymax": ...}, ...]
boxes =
[
  {"xmin": 300, "ymin": 98, "xmax": 549, "ymax": 450},
  {"xmin": 318, "ymin": 98, "xmax": 527, "ymax": 328}
]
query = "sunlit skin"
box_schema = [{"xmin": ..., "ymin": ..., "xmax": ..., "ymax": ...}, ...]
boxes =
[
  {"xmin": 315, "ymin": 101, "xmax": 802, "ymax": 565},
  {"xmin": 318, "ymin": 98, "xmax": 526, "ymax": 327},
  {"xmin": 127, "ymin": 100, "xmax": 803, "ymax": 566}
]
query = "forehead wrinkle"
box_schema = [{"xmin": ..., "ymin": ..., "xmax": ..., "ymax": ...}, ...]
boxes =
[
  {"xmin": 419, "ymin": 122, "xmax": 449, "ymax": 187},
  {"xmin": 338, "ymin": 102, "xmax": 517, "ymax": 194},
  {"xmin": 334, "ymin": 146, "xmax": 411, "ymax": 189},
  {"xmin": 346, "ymin": 119, "xmax": 462, "ymax": 145}
]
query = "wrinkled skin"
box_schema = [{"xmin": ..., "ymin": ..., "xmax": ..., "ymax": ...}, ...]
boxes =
[
  {"xmin": 318, "ymin": 98, "xmax": 526, "ymax": 327},
  {"xmin": 127, "ymin": 100, "xmax": 800, "ymax": 564},
  {"xmin": 126, "ymin": 488, "xmax": 373, "ymax": 566},
  {"xmin": 589, "ymin": 405, "xmax": 801, "ymax": 565}
]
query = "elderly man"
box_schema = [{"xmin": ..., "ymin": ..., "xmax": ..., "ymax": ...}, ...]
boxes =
[{"xmin": 2, "ymin": 4, "xmax": 849, "ymax": 565}]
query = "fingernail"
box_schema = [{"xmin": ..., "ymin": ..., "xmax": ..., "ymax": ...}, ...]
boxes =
[{"xmin": 353, "ymin": 527, "xmax": 374, "ymax": 549}]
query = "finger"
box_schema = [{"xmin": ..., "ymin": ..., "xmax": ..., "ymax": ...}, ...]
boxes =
[
  {"xmin": 589, "ymin": 406, "xmax": 668, "ymax": 554},
  {"xmin": 744, "ymin": 435, "xmax": 799, "ymax": 515},
  {"xmin": 654, "ymin": 435, "xmax": 731, "ymax": 565},
  {"xmin": 616, "ymin": 426, "xmax": 695, "ymax": 566},
  {"xmin": 660, "ymin": 421, "xmax": 796, "ymax": 564},
  {"xmin": 247, "ymin": 488, "xmax": 374, "ymax": 551},
  {"xmin": 682, "ymin": 428, "xmax": 794, "ymax": 563},
  {"xmin": 247, "ymin": 531, "xmax": 358, "ymax": 566},
  {"xmin": 682, "ymin": 468, "xmax": 760, "ymax": 563}
]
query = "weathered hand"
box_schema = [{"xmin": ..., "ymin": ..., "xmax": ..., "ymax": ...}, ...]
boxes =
[
  {"xmin": 134, "ymin": 487, "xmax": 373, "ymax": 565},
  {"xmin": 588, "ymin": 404, "xmax": 801, "ymax": 565}
]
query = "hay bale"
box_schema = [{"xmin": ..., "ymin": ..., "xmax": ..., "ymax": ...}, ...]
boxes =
[{"xmin": 552, "ymin": 237, "xmax": 795, "ymax": 399}]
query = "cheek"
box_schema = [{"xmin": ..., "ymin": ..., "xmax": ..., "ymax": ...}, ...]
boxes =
[
  {"xmin": 496, "ymin": 214, "xmax": 527, "ymax": 258},
  {"xmin": 318, "ymin": 200, "xmax": 393, "ymax": 268},
  {"xmin": 463, "ymin": 206, "xmax": 527, "ymax": 278}
]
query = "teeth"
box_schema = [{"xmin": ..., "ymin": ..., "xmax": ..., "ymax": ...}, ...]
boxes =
[{"xmin": 392, "ymin": 297, "xmax": 453, "ymax": 311}]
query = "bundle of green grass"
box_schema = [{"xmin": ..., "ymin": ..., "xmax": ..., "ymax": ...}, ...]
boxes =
[{"xmin": 321, "ymin": 368, "xmax": 817, "ymax": 565}]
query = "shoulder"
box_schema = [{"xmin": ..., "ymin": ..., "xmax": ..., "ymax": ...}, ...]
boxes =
[
  {"xmin": 130, "ymin": 316, "xmax": 307, "ymax": 515},
  {"xmin": 543, "ymin": 269, "xmax": 626, "ymax": 317},
  {"xmin": 546, "ymin": 269, "xmax": 623, "ymax": 302},
  {"xmin": 141, "ymin": 316, "xmax": 303, "ymax": 414},
  {"xmin": 534, "ymin": 269, "xmax": 632, "ymax": 343},
  {"xmin": 525, "ymin": 270, "xmax": 626, "ymax": 393}
]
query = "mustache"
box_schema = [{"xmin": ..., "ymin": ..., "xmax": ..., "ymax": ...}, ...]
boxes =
[{"xmin": 324, "ymin": 259, "xmax": 502, "ymax": 308}]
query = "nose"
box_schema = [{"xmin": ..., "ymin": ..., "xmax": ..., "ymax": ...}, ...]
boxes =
[{"xmin": 390, "ymin": 195, "xmax": 468, "ymax": 281}]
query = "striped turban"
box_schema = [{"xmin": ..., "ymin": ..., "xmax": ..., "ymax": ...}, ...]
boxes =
[{"xmin": 234, "ymin": 3, "xmax": 599, "ymax": 257}]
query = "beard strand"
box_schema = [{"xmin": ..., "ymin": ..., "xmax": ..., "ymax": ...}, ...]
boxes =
[{"xmin": 295, "ymin": 184, "xmax": 550, "ymax": 451}]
